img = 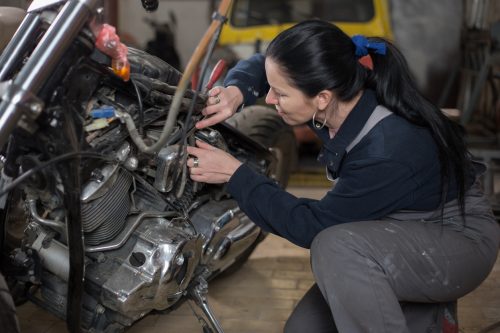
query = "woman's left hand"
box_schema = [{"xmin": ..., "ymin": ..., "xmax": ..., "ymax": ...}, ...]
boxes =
[{"xmin": 186, "ymin": 140, "xmax": 243, "ymax": 184}]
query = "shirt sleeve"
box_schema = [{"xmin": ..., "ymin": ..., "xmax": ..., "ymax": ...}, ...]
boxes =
[
  {"xmin": 226, "ymin": 158, "xmax": 418, "ymax": 248},
  {"xmin": 223, "ymin": 53, "xmax": 269, "ymax": 106}
]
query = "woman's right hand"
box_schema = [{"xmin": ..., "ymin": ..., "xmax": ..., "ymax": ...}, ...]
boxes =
[{"xmin": 195, "ymin": 86, "xmax": 244, "ymax": 129}]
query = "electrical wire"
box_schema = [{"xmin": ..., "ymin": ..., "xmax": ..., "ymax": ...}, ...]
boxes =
[
  {"xmin": 172, "ymin": 22, "xmax": 224, "ymax": 189},
  {"xmin": 113, "ymin": 0, "xmax": 232, "ymax": 155},
  {"xmin": 130, "ymin": 77, "xmax": 144, "ymax": 135},
  {"xmin": 187, "ymin": 20, "xmax": 225, "ymax": 134},
  {"xmin": 0, "ymin": 151, "xmax": 116, "ymax": 199}
]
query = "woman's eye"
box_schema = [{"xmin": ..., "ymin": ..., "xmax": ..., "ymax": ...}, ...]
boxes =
[{"xmin": 271, "ymin": 87, "xmax": 285, "ymax": 98}]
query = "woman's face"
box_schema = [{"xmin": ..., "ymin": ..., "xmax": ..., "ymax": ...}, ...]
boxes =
[{"xmin": 264, "ymin": 58, "xmax": 317, "ymax": 126}]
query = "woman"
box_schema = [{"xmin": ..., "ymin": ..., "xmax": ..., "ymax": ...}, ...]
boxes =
[{"xmin": 187, "ymin": 20, "xmax": 499, "ymax": 332}]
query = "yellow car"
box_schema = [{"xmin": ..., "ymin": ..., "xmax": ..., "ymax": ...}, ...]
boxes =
[{"xmin": 219, "ymin": 0, "xmax": 393, "ymax": 61}]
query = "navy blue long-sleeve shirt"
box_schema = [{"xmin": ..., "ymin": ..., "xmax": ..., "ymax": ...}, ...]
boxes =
[
  {"xmin": 224, "ymin": 54, "xmax": 269, "ymax": 106},
  {"xmin": 224, "ymin": 54, "xmax": 469, "ymax": 249}
]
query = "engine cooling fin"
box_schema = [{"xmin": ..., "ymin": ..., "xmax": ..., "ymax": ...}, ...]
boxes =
[
  {"xmin": 170, "ymin": 178, "xmax": 197, "ymax": 213},
  {"xmin": 81, "ymin": 170, "xmax": 132, "ymax": 245}
]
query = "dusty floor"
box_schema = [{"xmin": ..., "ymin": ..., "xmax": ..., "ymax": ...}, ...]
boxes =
[{"xmin": 14, "ymin": 186, "xmax": 500, "ymax": 333}]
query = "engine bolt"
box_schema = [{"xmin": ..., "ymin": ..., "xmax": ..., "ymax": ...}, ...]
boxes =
[
  {"xmin": 91, "ymin": 169, "xmax": 105, "ymax": 182},
  {"xmin": 175, "ymin": 254, "xmax": 185, "ymax": 266},
  {"xmin": 96, "ymin": 304, "xmax": 105, "ymax": 314},
  {"xmin": 124, "ymin": 157, "xmax": 139, "ymax": 171},
  {"xmin": 30, "ymin": 103, "xmax": 43, "ymax": 115},
  {"xmin": 97, "ymin": 253, "xmax": 106, "ymax": 263}
]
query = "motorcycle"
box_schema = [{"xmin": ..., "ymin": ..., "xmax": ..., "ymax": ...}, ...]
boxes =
[{"xmin": 0, "ymin": 0, "xmax": 297, "ymax": 332}]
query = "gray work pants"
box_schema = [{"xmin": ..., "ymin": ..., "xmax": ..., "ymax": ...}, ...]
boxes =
[{"xmin": 285, "ymin": 182, "xmax": 499, "ymax": 333}]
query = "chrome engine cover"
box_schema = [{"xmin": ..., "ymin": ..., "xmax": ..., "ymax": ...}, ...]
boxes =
[
  {"xmin": 85, "ymin": 216, "xmax": 202, "ymax": 321},
  {"xmin": 190, "ymin": 199, "xmax": 261, "ymax": 273}
]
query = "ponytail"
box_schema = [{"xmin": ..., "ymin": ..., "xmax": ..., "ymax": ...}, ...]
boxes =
[{"xmin": 365, "ymin": 38, "xmax": 471, "ymax": 216}]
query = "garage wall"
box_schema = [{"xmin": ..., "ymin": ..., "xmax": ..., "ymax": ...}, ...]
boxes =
[
  {"xmin": 0, "ymin": 0, "xmax": 30, "ymax": 8},
  {"xmin": 118, "ymin": 0, "xmax": 211, "ymax": 70},
  {"xmin": 390, "ymin": 0, "xmax": 463, "ymax": 104}
]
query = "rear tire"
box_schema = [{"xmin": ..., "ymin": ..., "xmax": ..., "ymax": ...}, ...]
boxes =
[
  {"xmin": 217, "ymin": 106, "xmax": 297, "ymax": 277},
  {"xmin": 225, "ymin": 105, "xmax": 298, "ymax": 187}
]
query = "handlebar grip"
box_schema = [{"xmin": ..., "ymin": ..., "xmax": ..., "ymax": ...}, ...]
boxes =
[
  {"xmin": 141, "ymin": 0, "xmax": 159, "ymax": 11},
  {"xmin": 205, "ymin": 59, "xmax": 227, "ymax": 91}
]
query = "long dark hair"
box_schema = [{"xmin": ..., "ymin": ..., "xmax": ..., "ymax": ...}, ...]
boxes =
[{"xmin": 266, "ymin": 19, "xmax": 471, "ymax": 215}]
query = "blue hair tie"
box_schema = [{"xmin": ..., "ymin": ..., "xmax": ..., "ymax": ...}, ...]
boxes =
[{"xmin": 352, "ymin": 35, "xmax": 387, "ymax": 57}]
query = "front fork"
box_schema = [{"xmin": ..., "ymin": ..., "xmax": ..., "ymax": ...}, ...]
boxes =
[
  {"xmin": 0, "ymin": 3, "xmax": 101, "ymax": 331},
  {"xmin": 0, "ymin": 0, "xmax": 99, "ymax": 148}
]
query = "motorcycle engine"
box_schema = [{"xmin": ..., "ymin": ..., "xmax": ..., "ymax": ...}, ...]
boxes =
[
  {"xmin": 16, "ymin": 152, "xmax": 204, "ymax": 323},
  {"xmin": 2, "ymin": 47, "xmax": 266, "ymax": 331}
]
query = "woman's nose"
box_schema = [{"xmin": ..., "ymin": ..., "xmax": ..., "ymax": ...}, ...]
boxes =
[{"xmin": 265, "ymin": 89, "xmax": 278, "ymax": 105}]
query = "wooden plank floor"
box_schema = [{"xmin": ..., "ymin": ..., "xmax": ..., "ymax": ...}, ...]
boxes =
[{"xmin": 15, "ymin": 186, "xmax": 500, "ymax": 333}]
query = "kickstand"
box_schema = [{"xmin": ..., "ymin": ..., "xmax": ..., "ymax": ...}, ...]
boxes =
[{"xmin": 187, "ymin": 276, "xmax": 224, "ymax": 333}]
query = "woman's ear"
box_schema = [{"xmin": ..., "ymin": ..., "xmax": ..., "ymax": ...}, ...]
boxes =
[{"xmin": 316, "ymin": 90, "xmax": 334, "ymax": 111}]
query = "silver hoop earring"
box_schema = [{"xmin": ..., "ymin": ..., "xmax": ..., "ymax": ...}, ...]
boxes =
[{"xmin": 312, "ymin": 110, "xmax": 327, "ymax": 129}]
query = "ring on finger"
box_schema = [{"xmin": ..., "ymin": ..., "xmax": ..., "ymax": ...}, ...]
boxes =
[
  {"xmin": 214, "ymin": 95, "xmax": 220, "ymax": 104},
  {"xmin": 193, "ymin": 157, "xmax": 199, "ymax": 168}
]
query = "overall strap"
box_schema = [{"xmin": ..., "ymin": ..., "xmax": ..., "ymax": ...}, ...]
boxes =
[{"xmin": 346, "ymin": 105, "xmax": 392, "ymax": 153}]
